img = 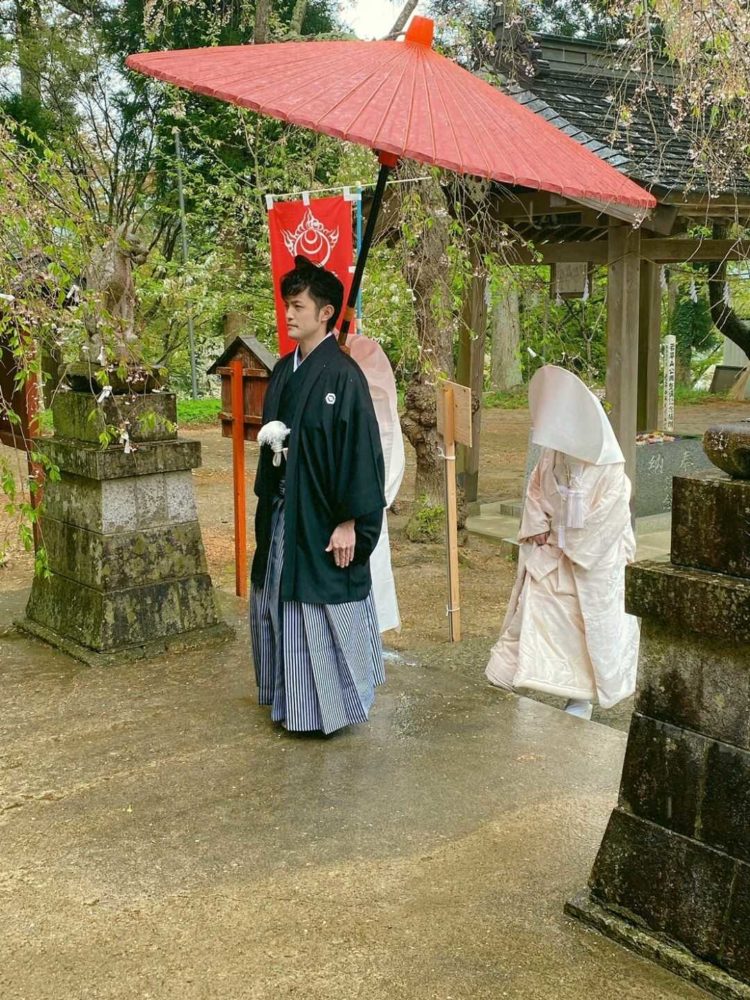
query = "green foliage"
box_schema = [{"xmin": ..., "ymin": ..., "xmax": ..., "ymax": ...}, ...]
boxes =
[
  {"xmin": 484, "ymin": 385, "xmax": 529, "ymax": 409},
  {"xmin": 668, "ymin": 265, "xmax": 722, "ymax": 386},
  {"xmin": 670, "ymin": 385, "xmax": 725, "ymax": 404},
  {"xmin": 358, "ymin": 245, "xmax": 419, "ymax": 381},
  {"xmin": 176, "ymin": 398, "xmax": 222, "ymax": 424},
  {"xmin": 510, "ymin": 264, "xmax": 608, "ymax": 385},
  {"xmin": 405, "ymin": 496, "xmax": 445, "ymax": 543}
]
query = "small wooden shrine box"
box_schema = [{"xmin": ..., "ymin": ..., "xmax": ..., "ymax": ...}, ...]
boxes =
[{"xmin": 207, "ymin": 335, "xmax": 277, "ymax": 442}]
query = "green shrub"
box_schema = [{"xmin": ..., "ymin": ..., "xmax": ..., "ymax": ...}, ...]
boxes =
[
  {"xmin": 406, "ymin": 496, "xmax": 445, "ymax": 543},
  {"xmin": 176, "ymin": 398, "xmax": 222, "ymax": 425},
  {"xmin": 483, "ymin": 386, "xmax": 529, "ymax": 410}
]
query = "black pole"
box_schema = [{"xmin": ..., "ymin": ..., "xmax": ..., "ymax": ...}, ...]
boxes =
[{"xmin": 338, "ymin": 158, "xmax": 396, "ymax": 346}]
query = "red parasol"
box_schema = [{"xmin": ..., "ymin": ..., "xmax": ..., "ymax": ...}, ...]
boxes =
[{"xmin": 127, "ymin": 16, "xmax": 656, "ymax": 343}]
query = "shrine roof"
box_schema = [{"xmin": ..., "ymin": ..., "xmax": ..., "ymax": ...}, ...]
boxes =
[{"xmin": 494, "ymin": 32, "xmax": 750, "ymax": 200}]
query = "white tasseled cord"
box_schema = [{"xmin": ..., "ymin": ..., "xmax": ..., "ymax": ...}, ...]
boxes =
[
  {"xmin": 257, "ymin": 420, "xmax": 290, "ymax": 467},
  {"xmin": 556, "ymin": 461, "xmax": 586, "ymax": 548}
]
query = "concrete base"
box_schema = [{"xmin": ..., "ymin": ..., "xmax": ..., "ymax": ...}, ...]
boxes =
[
  {"xmin": 567, "ymin": 891, "xmax": 750, "ymax": 1000},
  {"xmin": 18, "ymin": 614, "xmax": 233, "ymax": 667}
]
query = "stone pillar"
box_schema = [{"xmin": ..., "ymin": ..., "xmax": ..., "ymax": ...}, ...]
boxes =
[
  {"xmin": 23, "ymin": 391, "xmax": 230, "ymax": 665},
  {"xmin": 567, "ymin": 422, "xmax": 750, "ymax": 999}
]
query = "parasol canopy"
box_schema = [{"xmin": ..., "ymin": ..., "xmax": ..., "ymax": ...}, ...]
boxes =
[
  {"xmin": 126, "ymin": 17, "xmax": 654, "ymax": 210},
  {"xmin": 126, "ymin": 16, "xmax": 657, "ymax": 343}
]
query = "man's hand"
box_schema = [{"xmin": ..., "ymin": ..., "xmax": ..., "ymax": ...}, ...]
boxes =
[
  {"xmin": 326, "ymin": 519, "xmax": 356, "ymax": 568},
  {"xmin": 529, "ymin": 531, "xmax": 550, "ymax": 546}
]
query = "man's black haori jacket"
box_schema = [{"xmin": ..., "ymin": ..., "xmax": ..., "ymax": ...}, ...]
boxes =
[{"xmin": 251, "ymin": 334, "xmax": 386, "ymax": 605}]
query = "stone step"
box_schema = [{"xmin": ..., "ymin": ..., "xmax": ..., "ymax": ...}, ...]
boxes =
[{"xmin": 467, "ymin": 501, "xmax": 674, "ymax": 562}]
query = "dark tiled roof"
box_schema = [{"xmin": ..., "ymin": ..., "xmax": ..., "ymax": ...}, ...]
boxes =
[{"xmin": 502, "ymin": 67, "xmax": 750, "ymax": 198}]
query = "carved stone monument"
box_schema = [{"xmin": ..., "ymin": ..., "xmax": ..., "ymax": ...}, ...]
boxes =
[
  {"xmin": 22, "ymin": 390, "xmax": 230, "ymax": 665},
  {"xmin": 567, "ymin": 419, "xmax": 750, "ymax": 1000}
]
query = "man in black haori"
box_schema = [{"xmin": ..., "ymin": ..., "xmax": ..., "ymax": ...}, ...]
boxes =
[{"xmin": 250, "ymin": 256, "xmax": 386, "ymax": 734}]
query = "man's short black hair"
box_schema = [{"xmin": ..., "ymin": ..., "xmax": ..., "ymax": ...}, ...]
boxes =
[{"xmin": 280, "ymin": 255, "xmax": 344, "ymax": 333}]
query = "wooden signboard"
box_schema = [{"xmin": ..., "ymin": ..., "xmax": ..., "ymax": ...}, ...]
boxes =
[
  {"xmin": 436, "ymin": 380, "xmax": 472, "ymax": 447},
  {"xmin": 436, "ymin": 380, "xmax": 473, "ymax": 642}
]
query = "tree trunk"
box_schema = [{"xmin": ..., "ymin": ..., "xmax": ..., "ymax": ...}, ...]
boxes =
[
  {"xmin": 254, "ymin": 0, "xmax": 271, "ymax": 43},
  {"xmin": 707, "ymin": 223, "xmax": 750, "ymax": 357},
  {"xmin": 223, "ymin": 311, "xmax": 249, "ymax": 346},
  {"xmin": 388, "ymin": 0, "xmax": 420, "ymax": 35},
  {"xmin": 456, "ymin": 246, "xmax": 487, "ymax": 504},
  {"xmin": 16, "ymin": 0, "xmax": 43, "ymax": 106},
  {"xmin": 398, "ymin": 175, "xmax": 454, "ymax": 533},
  {"xmin": 288, "ymin": 0, "xmax": 307, "ymax": 34},
  {"xmin": 489, "ymin": 282, "xmax": 522, "ymax": 391},
  {"xmin": 675, "ymin": 345, "xmax": 692, "ymax": 388}
]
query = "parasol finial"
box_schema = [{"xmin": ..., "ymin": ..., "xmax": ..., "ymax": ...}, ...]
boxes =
[{"xmin": 405, "ymin": 16, "xmax": 434, "ymax": 48}]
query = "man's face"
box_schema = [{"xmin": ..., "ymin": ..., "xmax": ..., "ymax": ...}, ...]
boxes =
[{"xmin": 283, "ymin": 287, "xmax": 331, "ymax": 343}]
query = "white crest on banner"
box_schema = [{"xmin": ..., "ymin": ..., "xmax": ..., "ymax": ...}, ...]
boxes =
[{"xmin": 282, "ymin": 208, "xmax": 340, "ymax": 266}]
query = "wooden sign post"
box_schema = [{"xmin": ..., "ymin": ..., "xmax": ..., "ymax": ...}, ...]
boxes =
[
  {"xmin": 230, "ymin": 358, "xmax": 248, "ymax": 599},
  {"xmin": 436, "ymin": 380, "xmax": 473, "ymax": 642}
]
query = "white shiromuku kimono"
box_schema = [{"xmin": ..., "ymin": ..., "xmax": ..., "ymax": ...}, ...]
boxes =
[
  {"xmin": 486, "ymin": 365, "xmax": 641, "ymax": 710},
  {"xmin": 347, "ymin": 334, "xmax": 405, "ymax": 633}
]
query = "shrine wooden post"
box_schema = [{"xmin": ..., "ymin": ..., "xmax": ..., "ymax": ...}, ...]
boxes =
[
  {"xmin": 606, "ymin": 223, "xmax": 641, "ymax": 489},
  {"xmin": 230, "ymin": 358, "xmax": 248, "ymax": 599}
]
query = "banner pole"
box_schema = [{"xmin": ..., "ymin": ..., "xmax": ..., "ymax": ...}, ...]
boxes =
[{"xmin": 356, "ymin": 185, "xmax": 363, "ymax": 332}]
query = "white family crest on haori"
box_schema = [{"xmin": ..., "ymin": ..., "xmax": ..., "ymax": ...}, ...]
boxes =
[
  {"xmin": 325, "ymin": 392, "xmax": 336, "ymax": 404},
  {"xmin": 282, "ymin": 208, "xmax": 339, "ymax": 267}
]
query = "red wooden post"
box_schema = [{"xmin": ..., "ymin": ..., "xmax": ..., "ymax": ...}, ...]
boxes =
[{"xmin": 230, "ymin": 358, "xmax": 248, "ymax": 598}]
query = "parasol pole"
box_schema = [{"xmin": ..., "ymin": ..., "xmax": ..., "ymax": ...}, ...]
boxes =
[{"xmin": 338, "ymin": 152, "xmax": 399, "ymax": 346}]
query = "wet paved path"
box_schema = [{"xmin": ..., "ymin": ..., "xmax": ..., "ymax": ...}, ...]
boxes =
[{"xmin": 0, "ymin": 586, "xmax": 707, "ymax": 1000}]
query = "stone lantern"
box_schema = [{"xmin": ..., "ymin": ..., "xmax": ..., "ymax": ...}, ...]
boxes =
[{"xmin": 23, "ymin": 388, "xmax": 230, "ymax": 665}]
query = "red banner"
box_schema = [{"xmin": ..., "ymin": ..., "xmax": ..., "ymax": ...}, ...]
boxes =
[{"xmin": 267, "ymin": 194, "xmax": 355, "ymax": 356}]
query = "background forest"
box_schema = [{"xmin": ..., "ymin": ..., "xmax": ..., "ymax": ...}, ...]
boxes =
[{"xmin": 4, "ymin": 0, "xmax": 746, "ymax": 397}]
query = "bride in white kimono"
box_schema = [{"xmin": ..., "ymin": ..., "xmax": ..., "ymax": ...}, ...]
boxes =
[{"xmin": 485, "ymin": 365, "xmax": 640, "ymax": 719}]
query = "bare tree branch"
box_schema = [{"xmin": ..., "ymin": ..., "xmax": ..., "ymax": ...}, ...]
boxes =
[{"xmin": 388, "ymin": 0, "xmax": 419, "ymax": 36}]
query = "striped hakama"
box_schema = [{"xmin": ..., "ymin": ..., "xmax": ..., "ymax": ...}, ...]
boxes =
[{"xmin": 250, "ymin": 496, "xmax": 385, "ymax": 734}]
